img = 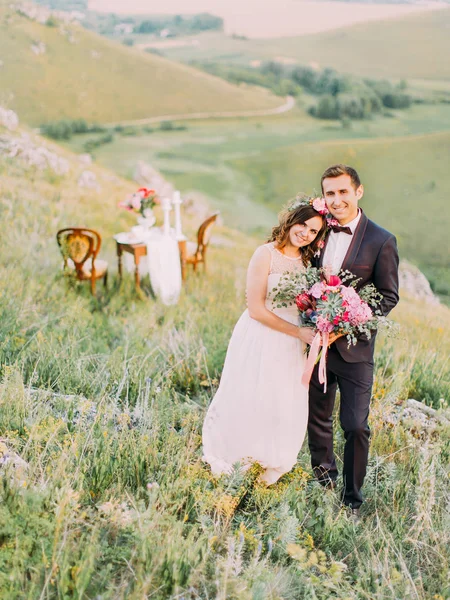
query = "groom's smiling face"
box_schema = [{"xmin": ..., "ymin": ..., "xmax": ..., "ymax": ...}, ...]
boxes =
[{"xmin": 322, "ymin": 174, "xmax": 363, "ymax": 225}]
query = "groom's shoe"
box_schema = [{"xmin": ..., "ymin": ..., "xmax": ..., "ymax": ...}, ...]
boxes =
[
  {"xmin": 347, "ymin": 506, "xmax": 362, "ymax": 524},
  {"xmin": 318, "ymin": 477, "xmax": 337, "ymax": 491}
]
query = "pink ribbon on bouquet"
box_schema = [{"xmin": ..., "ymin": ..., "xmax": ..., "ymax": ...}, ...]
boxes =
[{"xmin": 301, "ymin": 331, "xmax": 329, "ymax": 392}]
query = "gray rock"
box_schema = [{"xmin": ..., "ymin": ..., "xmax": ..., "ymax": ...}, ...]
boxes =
[
  {"xmin": 0, "ymin": 132, "xmax": 70, "ymax": 174},
  {"xmin": 78, "ymin": 153, "xmax": 92, "ymax": 165},
  {"xmin": 31, "ymin": 41, "xmax": 46, "ymax": 56},
  {"xmin": 134, "ymin": 160, "xmax": 174, "ymax": 197},
  {"xmin": 0, "ymin": 107, "xmax": 19, "ymax": 131},
  {"xmin": 384, "ymin": 398, "xmax": 449, "ymax": 438},
  {"xmin": 399, "ymin": 260, "xmax": 439, "ymax": 305},
  {"xmin": 78, "ymin": 170, "xmax": 100, "ymax": 191},
  {"xmin": 0, "ymin": 439, "xmax": 28, "ymax": 486}
]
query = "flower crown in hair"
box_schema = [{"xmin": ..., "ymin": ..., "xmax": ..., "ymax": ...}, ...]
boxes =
[{"xmin": 288, "ymin": 194, "xmax": 329, "ymax": 216}]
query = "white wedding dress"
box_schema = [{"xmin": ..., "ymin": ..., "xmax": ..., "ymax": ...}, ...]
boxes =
[{"xmin": 202, "ymin": 242, "xmax": 309, "ymax": 485}]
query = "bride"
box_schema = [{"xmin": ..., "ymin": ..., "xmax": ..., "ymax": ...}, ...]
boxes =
[{"xmin": 202, "ymin": 196, "xmax": 327, "ymax": 484}]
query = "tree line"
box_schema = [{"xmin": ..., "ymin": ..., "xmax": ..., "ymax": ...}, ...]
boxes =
[{"xmin": 196, "ymin": 61, "xmax": 414, "ymax": 121}]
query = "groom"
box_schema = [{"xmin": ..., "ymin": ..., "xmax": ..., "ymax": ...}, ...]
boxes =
[{"xmin": 309, "ymin": 164, "xmax": 399, "ymax": 517}]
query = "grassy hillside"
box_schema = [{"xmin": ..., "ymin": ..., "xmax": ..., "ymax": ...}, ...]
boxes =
[
  {"xmin": 265, "ymin": 8, "xmax": 450, "ymax": 81},
  {"xmin": 0, "ymin": 121, "xmax": 449, "ymax": 598},
  {"xmin": 159, "ymin": 9, "xmax": 450, "ymax": 82},
  {"xmin": 0, "ymin": 4, "xmax": 280, "ymax": 126}
]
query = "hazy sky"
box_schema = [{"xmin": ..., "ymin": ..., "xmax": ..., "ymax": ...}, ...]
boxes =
[{"xmin": 88, "ymin": 0, "xmax": 443, "ymax": 38}]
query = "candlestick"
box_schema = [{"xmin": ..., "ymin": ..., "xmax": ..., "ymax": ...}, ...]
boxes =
[
  {"xmin": 172, "ymin": 190, "xmax": 184, "ymax": 240},
  {"xmin": 162, "ymin": 197, "xmax": 172, "ymax": 236}
]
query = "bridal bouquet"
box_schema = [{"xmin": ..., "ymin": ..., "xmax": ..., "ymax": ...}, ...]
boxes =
[
  {"xmin": 119, "ymin": 187, "xmax": 160, "ymax": 217},
  {"xmin": 273, "ymin": 268, "xmax": 383, "ymax": 390}
]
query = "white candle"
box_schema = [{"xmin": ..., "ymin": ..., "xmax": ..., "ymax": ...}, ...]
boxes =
[
  {"xmin": 162, "ymin": 197, "xmax": 172, "ymax": 236},
  {"xmin": 172, "ymin": 190, "xmax": 183, "ymax": 239}
]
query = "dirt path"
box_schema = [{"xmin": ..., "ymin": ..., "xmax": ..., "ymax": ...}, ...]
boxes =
[{"xmin": 105, "ymin": 95, "xmax": 295, "ymax": 128}]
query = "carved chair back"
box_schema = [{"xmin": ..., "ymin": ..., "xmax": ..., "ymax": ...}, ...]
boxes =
[
  {"xmin": 195, "ymin": 212, "xmax": 220, "ymax": 258},
  {"xmin": 56, "ymin": 228, "xmax": 101, "ymax": 277}
]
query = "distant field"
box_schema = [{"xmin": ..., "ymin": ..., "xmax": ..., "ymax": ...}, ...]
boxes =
[
  {"xmin": 159, "ymin": 8, "xmax": 450, "ymax": 82},
  {"xmin": 88, "ymin": 0, "xmax": 443, "ymax": 39},
  {"xmin": 0, "ymin": 6, "xmax": 279, "ymax": 126}
]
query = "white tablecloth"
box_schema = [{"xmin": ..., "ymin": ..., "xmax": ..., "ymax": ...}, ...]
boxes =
[{"xmin": 115, "ymin": 228, "xmax": 182, "ymax": 305}]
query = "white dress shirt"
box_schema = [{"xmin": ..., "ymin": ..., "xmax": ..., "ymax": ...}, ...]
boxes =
[{"xmin": 322, "ymin": 210, "xmax": 362, "ymax": 274}]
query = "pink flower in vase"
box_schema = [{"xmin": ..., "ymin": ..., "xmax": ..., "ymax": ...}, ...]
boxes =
[{"xmin": 131, "ymin": 194, "xmax": 142, "ymax": 211}]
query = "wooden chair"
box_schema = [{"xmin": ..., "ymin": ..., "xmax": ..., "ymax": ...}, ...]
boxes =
[
  {"xmin": 185, "ymin": 212, "xmax": 220, "ymax": 274},
  {"xmin": 56, "ymin": 228, "xmax": 108, "ymax": 295}
]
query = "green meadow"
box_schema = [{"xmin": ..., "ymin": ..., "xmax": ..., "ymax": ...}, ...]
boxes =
[
  {"xmin": 1, "ymin": 121, "xmax": 449, "ymax": 599},
  {"xmin": 1, "ymin": 2, "xmax": 450, "ymax": 597}
]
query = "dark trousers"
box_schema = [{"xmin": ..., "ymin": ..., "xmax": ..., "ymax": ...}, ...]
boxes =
[{"xmin": 308, "ymin": 344, "xmax": 373, "ymax": 508}]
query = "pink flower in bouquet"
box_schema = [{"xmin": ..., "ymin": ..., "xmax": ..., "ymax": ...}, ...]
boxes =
[
  {"xmin": 310, "ymin": 282, "xmax": 326, "ymax": 299},
  {"xmin": 348, "ymin": 302, "xmax": 373, "ymax": 326},
  {"xmin": 296, "ymin": 293, "xmax": 312, "ymax": 311},
  {"xmin": 312, "ymin": 197, "xmax": 328, "ymax": 215},
  {"xmin": 328, "ymin": 275, "xmax": 342, "ymax": 287},
  {"xmin": 340, "ymin": 285, "xmax": 360, "ymax": 307},
  {"xmin": 316, "ymin": 316, "xmax": 334, "ymax": 333}
]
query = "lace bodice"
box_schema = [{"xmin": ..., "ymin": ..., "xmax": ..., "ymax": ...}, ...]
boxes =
[
  {"xmin": 264, "ymin": 242, "xmax": 305, "ymax": 275},
  {"xmin": 261, "ymin": 243, "xmax": 304, "ymax": 326}
]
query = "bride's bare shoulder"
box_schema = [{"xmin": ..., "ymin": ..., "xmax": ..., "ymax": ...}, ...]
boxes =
[
  {"xmin": 255, "ymin": 242, "xmax": 274, "ymax": 255},
  {"xmin": 248, "ymin": 243, "xmax": 272, "ymax": 270}
]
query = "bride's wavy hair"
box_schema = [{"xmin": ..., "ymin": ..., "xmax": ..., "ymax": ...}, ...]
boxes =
[{"xmin": 268, "ymin": 195, "xmax": 327, "ymax": 266}]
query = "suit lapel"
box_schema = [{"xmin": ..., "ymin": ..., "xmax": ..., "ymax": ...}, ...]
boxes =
[{"xmin": 341, "ymin": 210, "xmax": 368, "ymax": 272}]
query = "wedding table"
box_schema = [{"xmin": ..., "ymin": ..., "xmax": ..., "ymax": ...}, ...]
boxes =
[{"xmin": 114, "ymin": 228, "xmax": 187, "ymax": 304}]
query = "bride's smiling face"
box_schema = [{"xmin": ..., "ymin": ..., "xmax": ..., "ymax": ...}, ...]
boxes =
[{"xmin": 288, "ymin": 216, "xmax": 323, "ymax": 248}]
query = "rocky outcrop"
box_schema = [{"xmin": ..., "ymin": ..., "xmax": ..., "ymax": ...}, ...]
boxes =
[
  {"xmin": 16, "ymin": 3, "xmax": 85, "ymax": 25},
  {"xmin": 0, "ymin": 107, "xmax": 19, "ymax": 131},
  {"xmin": 384, "ymin": 398, "xmax": 449, "ymax": 439},
  {"xmin": 0, "ymin": 440, "xmax": 28, "ymax": 486},
  {"xmin": 0, "ymin": 131, "xmax": 70, "ymax": 175},
  {"xmin": 78, "ymin": 169, "xmax": 100, "ymax": 191},
  {"xmin": 31, "ymin": 41, "xmax": 46, "ymax": 56},
  {"xmin": 399, "ymin": 260, "xmax": 439, "ymax": 305},
  {"xmin": 133, "ymin": 160, "xmax": 174, "ymax": 198}
]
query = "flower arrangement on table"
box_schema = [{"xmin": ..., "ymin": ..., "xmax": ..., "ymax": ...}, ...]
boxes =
[
  {"xmin": 119, "ymin": 187, "xmax": 160, "ymax": 218},
  {"xmin": 273, "ymin": 268, "xmax": 385, "ymax": 390}
]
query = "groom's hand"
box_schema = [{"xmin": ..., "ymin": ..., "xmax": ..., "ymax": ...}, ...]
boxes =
[{"xmin": 328, "ymin": 332, "xmax": 345, "ymax": 345}]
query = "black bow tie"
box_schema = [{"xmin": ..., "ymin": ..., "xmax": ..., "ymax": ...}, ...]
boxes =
[{"xmin": 330, "ymin": 224, "xmax": 352, "ymax": 235}]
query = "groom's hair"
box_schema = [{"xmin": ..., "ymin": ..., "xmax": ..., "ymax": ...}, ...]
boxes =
[{"xmin": 321, "ymin": 164, "xmax": 361, "ymax": 191}]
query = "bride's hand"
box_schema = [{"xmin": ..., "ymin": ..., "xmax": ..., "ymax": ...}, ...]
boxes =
[{"xmin": 298, "ymin": 327, "xmax": 318, "ymax": 345}]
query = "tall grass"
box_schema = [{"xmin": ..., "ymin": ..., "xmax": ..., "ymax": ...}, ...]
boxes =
[{"xmin": 0, "ymin": 127, "xmax": 449, "ymax": 598}]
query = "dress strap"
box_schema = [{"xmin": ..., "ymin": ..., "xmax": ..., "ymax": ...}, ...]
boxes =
[{"xmin": 262, "ymin": 242, "xmax": 275, "ymax": 274}]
